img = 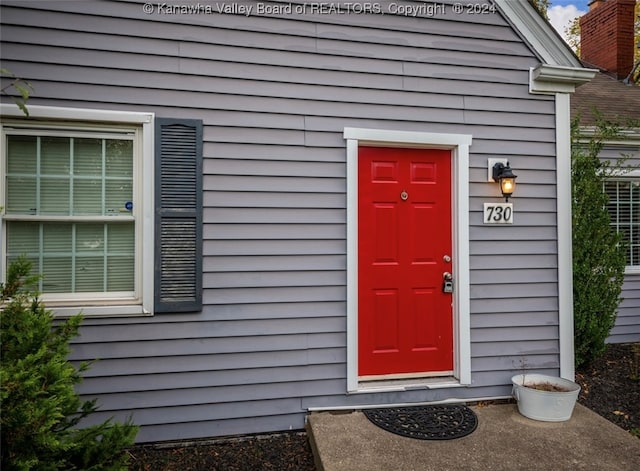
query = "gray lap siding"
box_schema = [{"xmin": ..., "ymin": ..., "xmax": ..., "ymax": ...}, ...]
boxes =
[{"xmin": 0, "ymin": 0, "xmax": 561, "ymax": 442}]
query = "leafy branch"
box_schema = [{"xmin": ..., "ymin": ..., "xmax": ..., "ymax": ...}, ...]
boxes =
[{"xmin": 1, "ymin": 68, "xmax": 33, "ymax": 116}]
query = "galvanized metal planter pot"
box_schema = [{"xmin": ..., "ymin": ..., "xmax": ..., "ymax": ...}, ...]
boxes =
[{"xmin": 511, "ymin": 374, "xmax": 581, "ymax": 422}]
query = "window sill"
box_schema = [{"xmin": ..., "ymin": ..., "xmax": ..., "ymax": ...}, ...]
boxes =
[{"xmin": 51, "ymin": 305, "xmax": 152, "ymax": 318}]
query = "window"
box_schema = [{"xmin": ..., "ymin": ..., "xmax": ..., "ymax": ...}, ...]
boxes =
[
  {"xmin": 4, "ymin": 128, "xmax": 139, "ymax": 299},
  {"xmin": 1, "ymin": 106, "xmax": 203, "ymax": 316},
  {"xmin": 605, "ymin": 178, "xmax": 640, "ymax": 271}
]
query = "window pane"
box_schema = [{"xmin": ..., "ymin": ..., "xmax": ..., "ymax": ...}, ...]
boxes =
[
  {"xmin": 7, "ymin": 135, "xmax": 37, "ymax": 174},
  {"xmin": 7, "ymin": 221, "xmax": 39, "ymax": 255},
  {"xmin": 107, "ymin": 223, "xmax": 135, "ymax": 291},
  {"xmin": 106, "ymin": 179, "xmax": 133, "ymax": 214},
  {"xmin": 40, "ymin": 177, "xmax": 70, "ymax": 215},
  {"xmin": 77, "ymin": 223, "xmax": 104, "ymax": 253},
  {"xmin": 42, "ymin": 256, "xmax": 72, "ymax": 292},
  {"xmin": 74, "ymin": 138, "xmax": 103, "ymax": 176},
  {"xmin": 107, "ymin": 256, "xmax": 134, "ymax": 291},
  {"xmin": 75, "ymin": 256, "xmax": 104, "ymax": 292},
  {"xmin": 106, "ymin": 140, "xmax": 133, "ymax": 177},
  {"xmin": 73, "ymin": 179, "xmax": 102, "ymax": 214},
  {"xmin": 43, "ymin": 223, "xmax": 72, "ymax": 253},
  {"xmin": 41, "ymin": 137, "xmax": 70, "ymax": 175},
  {"xmin": 6, "ymin": 176, "xmax": 36, "ymax": 214}
]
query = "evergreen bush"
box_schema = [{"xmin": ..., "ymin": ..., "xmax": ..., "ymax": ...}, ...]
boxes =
[
  {"xmin": 1, "ymin": 257, "xmax": 138, "ymax": 470},
  {"xmin": 571, "ymin": 117, "xmax": 628, "ymax": 368}
]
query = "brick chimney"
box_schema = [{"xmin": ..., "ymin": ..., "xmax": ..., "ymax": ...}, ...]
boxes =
[{"xmin": 580, "ymin": 0, "xmax": 636, "ymax": 79}]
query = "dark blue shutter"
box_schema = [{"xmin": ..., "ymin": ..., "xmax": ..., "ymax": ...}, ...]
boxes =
[{"xmin": 154, "ymin": 118, "xmax": 203, "ymax": 313}]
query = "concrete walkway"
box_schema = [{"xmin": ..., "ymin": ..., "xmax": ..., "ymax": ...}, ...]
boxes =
[{"xmin": 307, "ymin": 403, "xmax": 640, "ymax": 471}]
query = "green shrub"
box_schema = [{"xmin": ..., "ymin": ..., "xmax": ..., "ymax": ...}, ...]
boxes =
[
  {"xmin": 572, "ymin": 118, "xmax": 628, "ymax": 368},
  {"xmin": 1, "ymin": 257, "xmax": 138, "ymax": 470}
]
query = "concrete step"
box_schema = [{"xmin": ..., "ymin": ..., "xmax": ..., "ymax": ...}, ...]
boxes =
[{"xmin": 306, "ymin": 403, "xmax": 640, "ymax": 471}]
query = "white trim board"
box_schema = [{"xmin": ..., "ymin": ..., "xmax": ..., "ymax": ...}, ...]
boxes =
[
  {"xmin": 344, "ymin": 127, "xmax": 472, "ymax": 393},
  {"xmin": 555, "ymin": 94, "xmax": 575, "ymax": 380}
]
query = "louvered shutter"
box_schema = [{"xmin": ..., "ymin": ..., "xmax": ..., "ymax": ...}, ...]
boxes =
[{"xmin": 154, "ymin": 118, "xmax": 203, "ymax": 312}]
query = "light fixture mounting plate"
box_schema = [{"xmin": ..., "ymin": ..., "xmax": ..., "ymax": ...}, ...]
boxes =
[{"xmin": 487, "ymin": 158, "xmax": 509, "ymax": 182}]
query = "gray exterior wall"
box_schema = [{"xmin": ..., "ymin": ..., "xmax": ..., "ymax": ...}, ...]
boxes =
[
  {"xmin": 1, "ymin": 0, "xmax": 565, "ymax": 442},
  {"xmin": 598, "ymin": 144, "xmax": 640, "ymax": 344}
]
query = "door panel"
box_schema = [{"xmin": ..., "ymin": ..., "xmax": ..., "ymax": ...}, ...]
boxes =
[{"xmin": 358, "ymin": 146, "xmax": 453, "ymax": 377}]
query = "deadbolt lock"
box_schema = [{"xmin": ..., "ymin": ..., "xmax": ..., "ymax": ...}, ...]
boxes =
[{"xmin": 442, "ymin": 272, "xmax": 453, "ymax": 293}]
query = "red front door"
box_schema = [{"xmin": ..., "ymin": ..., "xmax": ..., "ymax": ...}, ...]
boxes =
[{"xmin": 358, "ymin": 146, "xmax": 453, "ymax": 377}]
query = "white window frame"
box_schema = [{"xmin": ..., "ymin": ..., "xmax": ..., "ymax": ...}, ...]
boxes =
[
  {"xmin": 605, "ymin": 169, "xmax": 640, "ymax": 275},
  {"xmin": 0, "ymin": 104, "xmax": 155, "ymax": 317}
]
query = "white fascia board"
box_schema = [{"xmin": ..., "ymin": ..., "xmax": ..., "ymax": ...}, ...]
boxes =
[
  {"xmin": 494, "ymin": 0, "xmax": 581, "ymax": 68},
  {"xmin": 530, "ymin": 64, "xmax": 598, "ymax": 95},
  {"xmin": 1, "ymin": 103, "xmax": 153, "ymax": 124}
]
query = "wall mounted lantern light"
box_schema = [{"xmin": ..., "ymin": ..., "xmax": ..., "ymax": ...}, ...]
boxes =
[{"xmin": 492, "ymin": 161, "xmax": 517, "ymax": 201}]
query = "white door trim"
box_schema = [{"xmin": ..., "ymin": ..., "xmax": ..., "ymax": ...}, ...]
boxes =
[{"xmin": 344, "ymin": 128, "xmax": 472, "ymax": 393}]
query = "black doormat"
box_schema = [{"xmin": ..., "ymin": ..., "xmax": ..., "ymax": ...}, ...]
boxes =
[{"xmin": 363, "ymin": 404, "xmax": 478, "ymax": 440}]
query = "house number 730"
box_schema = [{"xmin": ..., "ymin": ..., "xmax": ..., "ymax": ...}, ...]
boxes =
[{"xmin": 483, "ymin": 203, "xmax": 513, "ymax": 224}]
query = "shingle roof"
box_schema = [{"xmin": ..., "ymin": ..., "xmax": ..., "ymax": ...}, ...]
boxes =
[{"xmin": 571, "ymin": 71, "xmax": 640, "ymax": 127}]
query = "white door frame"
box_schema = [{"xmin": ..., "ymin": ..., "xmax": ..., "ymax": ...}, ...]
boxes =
[{"xmin": 344, "ymin": 127, "xmax": 472, "ymax": 393}]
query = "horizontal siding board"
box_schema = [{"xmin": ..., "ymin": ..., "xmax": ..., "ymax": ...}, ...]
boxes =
[
  {"xmin": 81, "ymin": 347, "xmax": 345, "ymax": 378},
  {"xmin": 205, "ymin": 159, "xmax": 345, "ymax": 178},
  {"xmin": 130, "ymin": 414, "xmax": 307, "ymax": 443},
  {"xmin": 206, "ymin": 255, "xmax": 345, "ymax": 272},
  {"xmin": 471, "ymin": 340, "xmax": 559, "ymax": 357},
  {"xmin": 472, "ymin": 354, "xmax": 559, "ymax": 372},
  {"xmin": 204, "ymin": 271, "xmax": 344, "ymax": 289},
  {"xmin": 75, "ymin": 318, "xmax": 344, "ymax": 344},
  {"xmin": 471, "ymin": 226, "xmax": 558, "ymax": 241},
  {"xmin": 205, "ymin": 224, "xmax": 345, "ymax": 240},
  {"xmin": 84, "ymin": 400, "xmax": 306, "ymax": 430},
  {"xmin": 205, "ymin": 239, "xmax": 345, "ymax": 256},
  {"xmin": 471, "ymin": 369, "xmax": 560, "ymax": 387},
  {"xmin": 70, "ymin": 333, "xmax": 345, "ymax": 360},
  {"xmin": 470, "ymin": 241, "xmax": 557, "ymax": 255},
  {"xmin": 472, "ymin": 326, "xmax": 559, "ymax": 342},
  {"xmin": 79, "ymin": 364, "xmax": 344, "ymax": 396},
  {"xmin": 83, "ymin": 379, "xmax": 344, "ymax": 415},
  {"xmin": 471, "ymin": 255, "xmax": 558, "ymax": 270},
  {"xmin": 471, "ymin": 283, "xmax": 558, "ymax": 300},
  {"xmin": 204, "ymin": 208, "xmax": 346, "ymax": 224},
  {"xmin": 204, "ymin": 286, "xmax": 346, "ymax": 304},
  {"xmin": 472, "ymin": 268, "xmax": 558, "ymax": 284},
  {"xmin": 471, "ymin": 311, "xmax": 558, "ymax": 328},
  {"xmin": 205, "ymin": 176, "xmax": 345, "ymax": 193},
  {"xmin": 613, "ymin": 316, "xmax": 640, "ymax": 326},
  {"xmin": 607, "ymin": 333, "xmax": 640, "ymax": 344},
  {"xmin": 471, "ymin": 297, "xmax": 558, "ymax": 314},
  {"xmin": 203, "ymin": 192, "xmax": 345, "ymax": 209}
]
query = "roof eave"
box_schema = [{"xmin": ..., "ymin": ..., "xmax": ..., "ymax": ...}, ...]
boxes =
[
  {"xmin": 530, "ymin": 64, "xmax": 598, "ymax": 94},
  {"xmin": 494, "ymin": 0, "xmax": 582, "ymax": 68}
]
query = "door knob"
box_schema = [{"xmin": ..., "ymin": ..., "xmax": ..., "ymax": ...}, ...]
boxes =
[{"xmin": 400, "ymin": 190, "xmax": 408, "ymax": 201}]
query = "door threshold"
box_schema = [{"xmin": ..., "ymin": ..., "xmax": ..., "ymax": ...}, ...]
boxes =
[{"xmin": 352, "ymin": 375, "xmax": 463, "ymax": 394}]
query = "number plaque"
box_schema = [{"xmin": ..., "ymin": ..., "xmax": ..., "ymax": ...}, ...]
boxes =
[{"xmin": 483, "ymin": 203, "xmax": 513, "ymax": 224}]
